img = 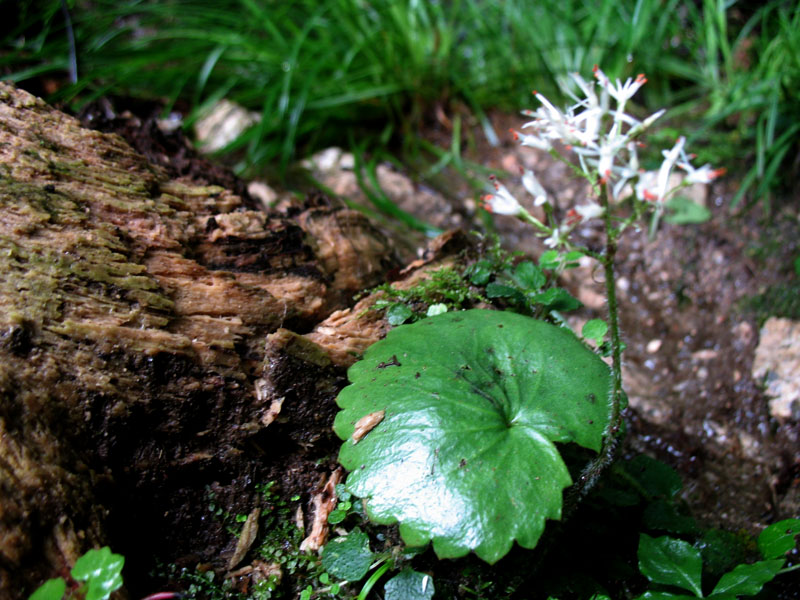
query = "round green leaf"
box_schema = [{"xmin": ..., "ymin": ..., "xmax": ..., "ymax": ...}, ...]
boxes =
[
  {"xmin": 321, "ymin": 528, "xmax": 374, "ymax": 582},
  {"xmin": 28, "ymin": 578, "xmax": 66, "ymax": 600},
  {"xmin": 384, "ymin": 569, "xmax": 434, "ymax": 600},
  {"xmin": 582, "ymin": 319, "xmax": 608, "ymax": 343},
  {"xmin": 71, "ymin": 547, "xmax": 124, "ymax": 600},
  {"xmin": 386, "ymin": 303, "xmax": 413, "ymax": 326},
  {"xmin": 334, "ymin": 309, "xmax": 613, "ymax": 563}
]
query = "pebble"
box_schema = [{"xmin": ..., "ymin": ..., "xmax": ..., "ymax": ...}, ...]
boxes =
[{"xmin": 646, "ymin": 339, "xmax": 662, "ymax": 353}]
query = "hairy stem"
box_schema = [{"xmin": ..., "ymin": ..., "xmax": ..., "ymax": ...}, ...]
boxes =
[
  {"xmin": 565, "ymin": 182, "xmax": 624, "ymax": 512},
  {"xmin": 593, "ymin": 183, "xmax": 625, "ymax": 471}
]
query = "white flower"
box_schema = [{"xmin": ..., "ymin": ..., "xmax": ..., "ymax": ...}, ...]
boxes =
[
  {"xmin": 606, "ymin": 73, "xmax": 648, "ymax": 105},
  {"xmin": 481, "ymin": 180, "xmax": 523, "ymax": 215},
  {"xmin": 609, "ymin": 141, "xmax": 640, "ymax": 201},
  {"xmin": 597, "ymin": 144, "xmax": 616, "ymax": 179},
  {"xmin": 543, "ymin": 225, "xmax": 570, "ymax": 248},
  {"xmin": 522, "ymin": 169, "xmax": 548, "ymax": 206},
  {"xmin": 642, "ymin": 108, "xmax": 666, "ymax": 129},
  {"xmin": 512, "ymin": 129, "xmax": 551, "ymax": 151},
  {"xmin": 645, "ymin": 136, "xmax": 685, "ymax": 203},
  {"xmin": 635, "ymin": 170, "xmax": 659, "ymax": 202},
  {"xmin": 592, "ymin": 65, "xmax": 611, "ymax": 88},
  {"xmin": 569, "ymin": 71, "xmax": 598, "ymax": 107},
  {"xmin": 678, "ymin": 162, "xmax": 726, "ymax": 184},
  {"xmin": 575, "ymin": 202, "xmax": 605, "ymax": 221},
  {"xmin": 533, "ymin": 91, "xmax": 564, "ymax": 123}
]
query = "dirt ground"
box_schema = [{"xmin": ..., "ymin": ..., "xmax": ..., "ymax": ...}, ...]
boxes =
[{"xmin": 64, "ymin": 97, "xmax": 800, "ymax": 596}]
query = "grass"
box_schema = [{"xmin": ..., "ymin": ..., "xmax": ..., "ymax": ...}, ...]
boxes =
[{"xmin": 2, "ymin": 0, "xmax": 798, "ymax": 213}]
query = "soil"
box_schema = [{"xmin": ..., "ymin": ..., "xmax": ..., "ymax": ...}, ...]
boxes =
[{"xmin": 7, "ymin": 90, "xmax": 799, "ymax": 598}]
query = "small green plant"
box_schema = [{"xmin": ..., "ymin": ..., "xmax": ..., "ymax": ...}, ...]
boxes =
[
  {"xmin": 29, "ymin": 547, "xmax": 124, "ymax": 600},
  {"xmin": 370, "ymin": 267, "xmax": 485, "ymax": 326},
  {"xmin": 315, "ymin": 527, "xmax": 434, "ymax": 600},
  {"xmin": 334, "ymin": 66, "xmax": 723, "ymax": 564},
  {"xmin": 370, "ymin": 238, "xmax": 587, "ymax": 327},
  {"xmin": 635, "ymin": 518, "xmax": 800, "ymax": 599},
  {"xmin": 164, "ymin": 482, "xmax": 321, "ymax": 599}
]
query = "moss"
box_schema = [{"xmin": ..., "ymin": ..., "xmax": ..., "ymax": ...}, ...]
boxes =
[
  {"xmin": 741, "ymin": 280, "xmax": 800, "ymax": 325},
  {"xmin": 0, "ymin": 182, "xmax": 174, "ymax": 331}
]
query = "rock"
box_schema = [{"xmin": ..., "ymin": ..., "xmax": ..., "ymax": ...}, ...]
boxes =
[
  {"xmin": 303, "ymin": 147, "xmax": 465, "ymax": 259},
  {"xmin": 752, "ymin": 317, "xmax": 800, "ymax": 420},
  {"xmin": 194, "ymin": 99, "xmax": 261, "ymax": 153}
]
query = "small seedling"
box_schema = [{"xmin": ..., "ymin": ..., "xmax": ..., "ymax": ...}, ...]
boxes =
[
  {"xmin": 318, "ymin": 528, "xmax": 433, "ymax": 600},
  {"xmin": 28, "ymin": 547, "xmax": 124, "ymax": 600}
]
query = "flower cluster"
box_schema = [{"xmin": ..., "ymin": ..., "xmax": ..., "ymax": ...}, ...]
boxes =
[{"xmin": 480, "ymin": 66, "xmax": 724, "ymax": 249}]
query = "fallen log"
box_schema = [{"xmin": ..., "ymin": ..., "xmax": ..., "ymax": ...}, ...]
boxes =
[{"xmin": 0, "ymin": 82, "xmax": 407, "ymax": 598}]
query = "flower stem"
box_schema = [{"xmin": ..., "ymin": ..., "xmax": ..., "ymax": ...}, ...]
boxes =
[
  {"xmin": 594, "ymin": 183, "xmax": 625, "ymax": 470},
  {"xmin": 565, "ymin": 182, "xmax": 624, "ymax": 511}
]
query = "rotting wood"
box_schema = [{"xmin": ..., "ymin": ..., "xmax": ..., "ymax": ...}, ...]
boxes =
[
  {"xmin": 0, "ymin": 82, "xmax": 400, "ymax": 599},
  {"xmin": 0, "ymin": 83, "xmax": 472, "ymax": 599}
]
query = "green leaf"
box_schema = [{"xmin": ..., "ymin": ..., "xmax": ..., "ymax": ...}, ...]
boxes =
[
  {"xmin": 530, "ymin": 288, "xmax": 582, "ymax": 311},
  {"xmin": 758, "ymin": 518, "xmax": 800, "ymax": 559},
  {"xmin": 710, "ymin": 560, "xmax": 784, "ymax": 597},
  {"xmin": 634, "ymin": 593, "xmax": 698, "ymax": 600},
  {"xmin": 464, "ymin": 260, "xmax": 493, "ymax": 285},
  {"xmin": 426, "ymin": 303, "xmax": 448, "ymax": 317},
  {"xmin": 582, "ymin": 319, "xmax": 608, "ymax": 343},
  {"xmin": 638, "ymin": 534, "xmax": 703, "ymax": 596},
  {"xmin": 321, "ymin": 528, "xmax": 374, "ymax": 582},
  {"xmin": 511, "ymin": 261, "xmax": 545, "ymax": 291},
  {"xmin": 70, "ymin": 547, "xmax": 125, "ymax": 600},
  {"xmin": 334, "ymin": 309, "xmax": 613, "ymax": 563},
  {"xmin": 28, "ymin": 578, "xmax": 66, "ymax": 600},
  {"xmin": 485, "ymin": 283, "xmax": 525, "ymax": 303},
  {"xmin": 624, "ymin": 455, "xmax": 683, "ymax": 499},
  {"xmin": 539, "ymin": 250, "xmax": 560, "ymax": 270},
  {"xmin": 327, "ymin": 508, "xmax": 347, "ymax": 524},
  {"xmin": 386, "ymin": 303, "xmax": 413, "ymax": 326},
  {"xmin": 663, "ymin": 196, "xmax": 711, "ymax": 225},
  {"xmin": 383, "ymin": 569, "xmax": 434, "ymax": 600}
]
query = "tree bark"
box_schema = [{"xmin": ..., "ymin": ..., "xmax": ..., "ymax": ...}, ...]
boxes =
[{"xmin": 0, "ymin": 83, "xmax": 412, "ymax": 598}]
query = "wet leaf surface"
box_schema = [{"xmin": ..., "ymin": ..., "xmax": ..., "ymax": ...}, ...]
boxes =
[{"xmin": 334, "ymin": 309, "xmax": 613, "ymax": 562}]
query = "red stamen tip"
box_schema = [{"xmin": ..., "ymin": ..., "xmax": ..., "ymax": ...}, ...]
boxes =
[{"xmin": 566, "ymin": 208, "xmax": 581, "ymax": 225}]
